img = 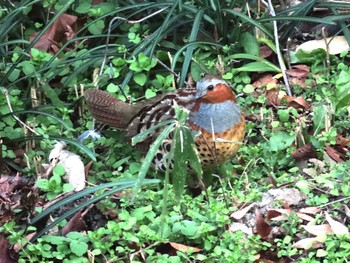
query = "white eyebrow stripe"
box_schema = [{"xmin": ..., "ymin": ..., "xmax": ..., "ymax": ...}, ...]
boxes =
[{"xmin": 196, "ymin": 78, "xmax": 227, "ymax": 89}]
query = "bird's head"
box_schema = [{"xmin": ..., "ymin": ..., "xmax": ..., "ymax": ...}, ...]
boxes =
[{"xmin": 195, "ymin": 75, "xmax": 236, "ymax": 104}]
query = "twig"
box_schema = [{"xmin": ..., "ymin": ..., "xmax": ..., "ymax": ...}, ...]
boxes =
[{"xmin": 261, "ymin": 0, "xmax": 292, "ymax": 96}]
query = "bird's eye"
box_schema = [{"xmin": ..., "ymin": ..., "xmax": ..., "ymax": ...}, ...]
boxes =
[{"xmin": 207, "ymin": 85, "xmax": 214, "ymax": 90}]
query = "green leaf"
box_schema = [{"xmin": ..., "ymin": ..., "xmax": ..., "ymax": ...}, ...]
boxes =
[
  {"xmin": 70, "ymin": 240, "xmax": 88, "ymax": 256},
  {"xmin": 269, "ymin": 132, "xmax": 295, "ymax": 151},
  {"xmin": 107, "ymin": 83, "xmax": 119, "ymax": 93},
  {"xmin": 8, "ymin": 68, "xmax": 20, "ymax": 82},
  {"xmin": 88, "ymin": 20, "xmax": 105, "ymax": 35},
  {"xmin": 172, "ymin": 127, "xmax": 187, "ymax": 198},
  {"xmin": 133, "ymin": 73, "xmax": 147, "ymax": 86},
  {"xmin": 145, "ymin": 88, "xmax": 156, "ymax": 99},
  {"xmin": 53, "ymin": 164, "xmax": 65, "ymax": 176},
  {"xmin": 242, "ymin": 32, "xmax": 260, "ymax": 56},
  {"xmin": 294, "ymin": 48, "xmax": 327, "ymax": 63},
  {"xmin": 20, "ymin": 61, "xmax": 36, "ymax": 75},
  {"xmin": 36, "ymin": 179, "xmax": 49, "ymax": 191},
  {"xmin": 183, "ymin": 128, "xmax": 202, "ymax": 181},
  {"xmin": 277, "ymin": 109, "xmax": 290, "ymax": 122},
  {"xmin": 234, "ymin": 61, "xmax": 281, "ymax": 73}
]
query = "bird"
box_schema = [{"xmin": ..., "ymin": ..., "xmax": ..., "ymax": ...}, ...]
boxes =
[{"xmin": 84, "ymin": 75, "xmax": 245, "ymax": 172}]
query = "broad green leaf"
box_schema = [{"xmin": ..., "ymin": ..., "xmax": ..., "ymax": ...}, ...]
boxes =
[
  {"xmin": 234, "ymin": 61, "xmax": 280, "ymax": 73},
  {"xmin": 242, "ymin": 32, "xmax": 260, "ymax": 56},
  {"xmin": 88, "ymin": 20, "xmax": 104, "ymax": 35},
  {"xmin": 133, "ymin": 73, "xmax": 147, "ymax": 86},
  {"xmin": 145, "ymin": 88, "xmax": 156, "ymax": 99},
  {"xmin": 20, "ymin": 61, "xmax": 36, "ymax": 75},
  {"xmin": 70, "ymin": 240, "xmax": 88, "ymax": 257},
  {"xmin": 107, "ymin": 83, "xmax": 119, "ymax": 93},
  {"xmin": 269, "ymin": 131, "xmax": 295, "ymax": 151},
  {"xmin": 294, "ymin": 48, "xmax": 327, "ymax": 63}
]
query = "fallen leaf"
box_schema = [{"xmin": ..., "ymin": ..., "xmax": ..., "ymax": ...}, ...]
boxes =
[
  {"xmin": 30, "ymin": 13, "xmax": 77, "ymax": 53},
  {"xmin": 286, "ymin": 65, "xmax": 310, "ymax": 78},
  {"xmin": 61, "ymin": 210, "xmax": 86, "ymax": 236},
  {"xmin": 284, "ymin": 96, "xmax": 310, "ymax": 110},
  {"xmin": 231, "ymin": 203, "xmax": 255, "ymax": 220},
  {"xmin": 293, "ymin": 237, "xmax": 323, "ymax": 249},
  {"xmin": 296, "ymin": 212, "xmax": 315, "ymax": 222},
  {"xmin": 260, "ymin": 45, "xmax": 273, "ymax": 58},
  {"xmin": 169, "ymin": 242, "xmax": 201, "ymax": 253},
  {"xmin": 325, "ymin": 212, "xmax": 349, "ymax": 235},
  {"xmin": 324, "ymin": 146, "xmax": 344, "ymax": 163},
  {"xmin": 266, "ymin": 208, "xmax": 292, "ymax": 221},
  {"xmin": 255, "ymin": 208, "xmax": 271, "ymax": 239},
  {"xmin": 302, "ymin": 224, "xmax": 332, "ymax": 236},
  {"xmin": 229, "ymin": 222, "xmax": 253, "ymax": 234},
  {"xmin": 292, "ymin": 144, "xmax": 317, "ymax": 161},
  {"xmin": 299, "ymin": 207, "xmax": 321, "ymax": 215},
  {"xmin": 296, "ymin": 36, "xmax": 350, "ymax": 55},
  {"xmin": 252, "ymin": 74, "xmax": 278, "ymax": 88}
]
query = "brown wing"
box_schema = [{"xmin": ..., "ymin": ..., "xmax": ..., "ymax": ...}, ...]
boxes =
[
  {"xmin": 85, "ymin": 87, "xmax": 196, "ymax": 152},
  {"xmin": 126, "ymin": 88, "xmax": 197, "ymax": 147},
  {"xmin": 84, "ymin": 89, "xmax": 138, "ymax": 129}
]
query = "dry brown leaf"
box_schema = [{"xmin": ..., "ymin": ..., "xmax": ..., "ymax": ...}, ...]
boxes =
[
  {"xmin": 299, "ymin": 207, "xmax": 321, "ymax": 215},
  {"xmin": 296, "ymin": 36, "xmax": 350, "ymax": 55},
  {"xmin": 30, "ymin": 13, "xmax": 77, "ymax": 52},
  {"xmin": 0, "ymin": 235, "xmax": 17, "ymax": 263},
  {"xmin": 252, "ymin": 74, "xmax": 278, "ymax": 88},
  {"xmin": 169, "ymin": 242, "xmax": 201, "ymax": 253},
  {"xmin": 324, "ymin": 146, "xmax": 344, "ymax": 163},
  {"xmin": 286, "ymin": 65, "xmax": 310, "ymax": 78},
  {"xmin": 61, "ymin": 210, "xmax": 86, "ymax": 236},
  {"xmin": 296, "ymin": 212, "xmax": 315, "ymax": 222},
  {"xmin": 303, "ymin": 224, "xmax": 332, "ymax": 236},
  {"xmin": 325, "ymin": 212, "xmax": 349, "ymax": 235},
  {"xmin": 229, "ymin": 222, "xmax": 253, "ymax": 234},
  {"xmin": 293, "ymin": 237, "xmax": 323, "ymax": 250},
  {"xmin": 260, "ymin": 45, "xmax": 274, "ymax": 58},
  {"xmin": 284, "ymin": 96, "xmax": 310, "ymax": 110},
  {"xmin": 255, "ymin": 208, "xmax": 271, "ymax": 239},
  {"xmin": 292, "ymin": 144, "xmax": 317, "ymax": 161},
  {"xmin": 230, "ymin": 203, "xmax": 255, "ymax": 220}
]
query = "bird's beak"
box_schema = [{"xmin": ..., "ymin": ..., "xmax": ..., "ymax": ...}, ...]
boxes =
[{"xmin": 195, "ymin": 88, "xmax": 207, "ymax": 99}]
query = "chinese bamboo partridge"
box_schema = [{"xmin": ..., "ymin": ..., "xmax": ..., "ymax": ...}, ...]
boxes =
[{"xmin": 85, "ymin": 75, "xmax": 245, "ymax": 172}]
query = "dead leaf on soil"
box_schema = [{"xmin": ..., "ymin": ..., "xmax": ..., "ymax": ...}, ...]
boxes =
[
  {"xmin": 169, "ymin": 242, "xmax": 201, "ymax": 253},
  {"xmin": 302, "ymin": 224, "xmax": 332, "ymax": 236},
  {"xmin": 283, "ymin": 96, "xmax": 310, "ymax": 110},
  {"xmin": 30, "ymin": 13, "xmax": 77, "ymax": 53},
  {"xmin": 296, "ymin": 36, "xmax": 350, "ymax": 55},
  {"xmin": 61, "ymin": 210, "xmax": 86, "ymax": 236},
  {"xmin": 292, "ymin": 144, "xmax": 317, "ymax": 161},
  {"xmin": 299, "ymin": 207, "xmax": 321, "ymax": 215},
  {"xmin": 325, "ymin": 212, "xmax": 349, "ymax": 235},
  {"xmin": 255, "ymin": 208, "xmax": 271, "ymax": 239},
  {"xmin": 293, "ymin": 237, "xmax": 323, "ymax": 250},
  {"xmin": 231, "ymin": 203, "xmax": 255, "ymax": 220},
  {"xmin": 324, "ymin": 146, "xmax": 345, "ymax": 163},
  {"xmin": 229, "ymin": 222, "xmax": 253, "ymax": 234},
  {"xmin": 286, "ymin": 65, "xmax": 310, "ymax": 78}
]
